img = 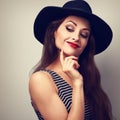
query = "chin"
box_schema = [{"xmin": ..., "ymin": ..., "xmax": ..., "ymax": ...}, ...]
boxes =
[{"xmin": 64, "ymin": 51, "xmax": 80, "ymax": 57}]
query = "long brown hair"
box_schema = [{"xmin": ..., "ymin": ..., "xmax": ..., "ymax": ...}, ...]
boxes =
[
  {"xmin": 78, "ymin": 35, "xmax": 113, "ymax": 120},
  {"xmin": 33, "ymin": 17, "xmax": 113, "ymax": 120}
]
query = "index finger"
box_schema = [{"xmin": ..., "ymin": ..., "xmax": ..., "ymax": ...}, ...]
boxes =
[{"xmin": 60, "ymin": 50, "xmax": 64, "ymax": 66}]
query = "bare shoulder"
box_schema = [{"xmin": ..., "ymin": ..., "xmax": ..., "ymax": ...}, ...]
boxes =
[
  {"xmin": 29, "ymin": 71, "xmax": 52, "ymax": 86},
  {"xmin": 29, "ymin": 71, "xmax": 68, "ymax": 119},
  {"xmin": 29, "ymin": 71, "xmax": 57, "ymax": 96},
  {"xmin": 30, "ymin": 71, "xmax": 50, "ymax": 81}
]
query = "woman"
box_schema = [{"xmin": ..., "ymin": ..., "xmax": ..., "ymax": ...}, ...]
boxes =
[{"xmin": 29, "ymin": 0, "xmax": 113, "ymax": 120}]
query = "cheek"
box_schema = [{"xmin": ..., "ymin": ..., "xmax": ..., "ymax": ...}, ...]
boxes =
[
  {"xmin": 80, "ymin": 40, "xmax": 88, "ymax": 53},
  {"xmin": 84, "ymin": 42, "xmax": 88, "ymax": 49},
  {"xmin": 55, "ymin": 39, "xmax": 63, "ymax": 49},
  {"xmin": 54, "ymin": 31, "xmax": 66, "ymax": 49},
  {"xmin": 83, "ymin": 39, "xmax": 88, "ymax": 48}
]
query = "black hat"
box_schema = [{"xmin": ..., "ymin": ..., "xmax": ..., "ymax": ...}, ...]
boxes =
[{"xmin": 34, "ymin": 0, "xmax": 113, "ymax": 54}]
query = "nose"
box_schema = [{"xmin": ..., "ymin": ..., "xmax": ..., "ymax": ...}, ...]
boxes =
[{"xmin": 72, "ymin": 32, "xmax": 79, "ymax": 41}]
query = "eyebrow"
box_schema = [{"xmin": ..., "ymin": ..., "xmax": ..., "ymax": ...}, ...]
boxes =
[
  {"xmin": 67, "ymin": 20, "xmax": 77, "ymax": 26},
  {"xmin": 82, "ymin": 28, "xmax": 91, "ymax": 32}
]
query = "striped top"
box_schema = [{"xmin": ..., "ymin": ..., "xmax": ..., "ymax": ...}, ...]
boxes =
[{"xmin": 33, "ymin": 70, "xmax": 94, "ymax": 120}]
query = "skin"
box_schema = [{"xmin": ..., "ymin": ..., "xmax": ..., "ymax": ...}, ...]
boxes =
[
  {"xmin": 29, "ymin": 16, "xmax": 91, "ymax": 120},
  {"xmin": 54, "ymin": 16, "xmax": 90, "ymax": 57}
]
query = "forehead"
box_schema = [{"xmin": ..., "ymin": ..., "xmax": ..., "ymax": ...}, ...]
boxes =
[{"xmin": 61, "ymin": 15, "xmax": 90, "ymax": 28}]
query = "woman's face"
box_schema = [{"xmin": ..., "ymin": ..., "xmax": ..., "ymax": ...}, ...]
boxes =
[{"xmin": 54, "ymin": 15, "xmax": 91, "ymax": 57}]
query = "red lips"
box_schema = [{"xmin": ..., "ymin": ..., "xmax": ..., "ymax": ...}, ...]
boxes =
[{"xmin": 67, "ymin": 41, "xmax": 79, "ymax": 48}]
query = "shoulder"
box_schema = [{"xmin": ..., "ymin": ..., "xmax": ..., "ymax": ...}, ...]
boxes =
[
  {"xmin": 30, "ymin": 71, "xmax": 50, "ymax": 82},
  {"xmin": 29, "ymin": 71, "xmax": 68, "ymax": 119},
  {"xmin": 29, "ymin": 71, "xmax": 57, "ymax": 95}
]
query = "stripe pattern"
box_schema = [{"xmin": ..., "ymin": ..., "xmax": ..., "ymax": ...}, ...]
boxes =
[{"xmin": 34, "ymin": 70, "xmax": 94, "ymax": 120}]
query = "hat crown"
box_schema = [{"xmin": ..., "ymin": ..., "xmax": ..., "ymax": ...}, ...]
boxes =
[{"xmin": 63, "ymin": 0, "xmax": 92, "ymax": 14}]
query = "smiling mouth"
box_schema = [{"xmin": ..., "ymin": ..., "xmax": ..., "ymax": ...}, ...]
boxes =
[{"xmin": 67, "ymin": 42, "xmax": 79, "ymax": 48}]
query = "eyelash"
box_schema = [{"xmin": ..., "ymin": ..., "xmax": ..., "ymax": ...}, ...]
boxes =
[
  {"xmin": 80, "ymin": 33, "xmax": 89, "ymax": 39},
  {"xmin": 66, "ymin": 26, "xmax": 89, "ymax": 39},
  {"xmin": 66, "ymin": 26, "xmax": 74, "ymax": 32}
]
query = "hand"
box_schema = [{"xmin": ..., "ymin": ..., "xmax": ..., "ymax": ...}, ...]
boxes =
[{"xmin": 60, "ymin": 50, "xmax": 83, "ymax": 87}]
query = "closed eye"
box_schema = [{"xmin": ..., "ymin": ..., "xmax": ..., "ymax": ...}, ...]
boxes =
[
  {"xmin": 80, "ymin": 31, "xmax": 90, "ymax": 39},
  {"xmin": 65, "ymin": 25, "xmax": 74, "ymax": 32},
  {"xmin": 80, "ymin": 33, "xmax": 89, "ymax": 38}
]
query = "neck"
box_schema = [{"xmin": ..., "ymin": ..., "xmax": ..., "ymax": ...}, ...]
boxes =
[{"xmin": 46, "ymin": 56, "xmax": 63, "ymax": 72}]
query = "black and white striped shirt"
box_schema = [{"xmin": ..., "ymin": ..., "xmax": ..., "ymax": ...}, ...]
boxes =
[{"xmin": 34, "ymin": 70, "xmax": 94, "ymax": 120}]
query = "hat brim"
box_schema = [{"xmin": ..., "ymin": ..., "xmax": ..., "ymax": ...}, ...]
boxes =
[{"xmin": 34, "ymin": 6, "xmax": 113, "ymax": 54}]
